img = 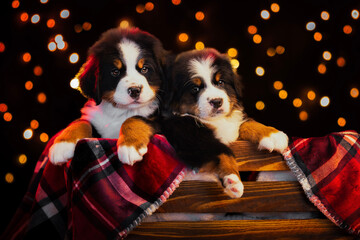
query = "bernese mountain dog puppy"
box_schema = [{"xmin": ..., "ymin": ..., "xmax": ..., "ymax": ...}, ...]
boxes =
[
  {"xmin": 118, "ymin": 48, "xmax": 288, "ymax": 198},
  {"xmin": 49, "ymin": 27, "xmax": 168, "ymax": 165}
]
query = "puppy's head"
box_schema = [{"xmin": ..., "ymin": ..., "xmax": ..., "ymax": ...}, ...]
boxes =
[
  {"xmin": 170, "ymin": 48, "xmax": 242, "ymax": 120},
  {"xmin": 75, "ymin": 28, "xmax": 168, "ymax": 108}
]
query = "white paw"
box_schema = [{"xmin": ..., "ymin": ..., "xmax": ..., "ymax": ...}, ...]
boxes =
[
  {"xmin": 223, "ymin": 174, "xmax": 244, "ymax": 198},
  {"xmin": 117, "ymin": 145, "xmax": 147, "ymax": 166},
  {"xmin": 258, "ymin": 131, "xmax": 289, "ymax": 153},
  {"xmin": 49, "ymin": 142, "xmax": 76, "ymax": 165}
]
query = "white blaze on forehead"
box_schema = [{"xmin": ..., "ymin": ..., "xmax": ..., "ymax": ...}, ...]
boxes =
[
  {"xmin": 188, "ymin": 57, "xmax": 217, "ymax": 87},
  {"xmin": 118, "ymin": 39, "xmax": 141, "ymax": 72}
]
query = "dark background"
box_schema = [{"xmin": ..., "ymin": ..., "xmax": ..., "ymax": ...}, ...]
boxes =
[{"xmin": 1, "ymin": 0, "xmax": 359, "ymax": 233}]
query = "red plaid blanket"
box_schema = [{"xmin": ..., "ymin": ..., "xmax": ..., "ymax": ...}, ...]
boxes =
[
  {"xmin": 283, "ymin": 130, "xmax": 360, "ymax": 236},
  {"xmin": 2, "ymin": 134, "xmax": 185, "ymax": 240}
]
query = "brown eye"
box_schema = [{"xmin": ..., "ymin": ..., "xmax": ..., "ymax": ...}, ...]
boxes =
[
  {"xmin": 217, "ymin": 80, "xmax": 225, "ymax": 86},
  {"xmin": 192, "ymin": 86, "xmax": 200, "ymax": 94},
  {"xmin": 111, "ymin": 68, "xmax": 120, "ymax": 77},
  {"xmin": 141, "ymin": 66, "xmax": 149, "ymax": 74}
]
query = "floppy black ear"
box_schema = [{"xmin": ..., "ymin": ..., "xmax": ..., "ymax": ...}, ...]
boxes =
[
  {"xmin": 233, "ymin": 71, "xmax": 243, "ymax": 101},
  {"xmin": 76, "ymin": 55, "xmax": 101, "ymax": 104}
]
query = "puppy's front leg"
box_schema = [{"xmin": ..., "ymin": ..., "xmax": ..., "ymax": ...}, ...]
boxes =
[
  {"xmin": 117, "ymin": 116, "xmax": 155, "ymax": 166},
  {"xmin": 50, "ymin": 120, "xmax": 93, "ymax": 165},
  {"xmin": 239, "ymin": 119, "xmax": 288, "ymax": 153}
]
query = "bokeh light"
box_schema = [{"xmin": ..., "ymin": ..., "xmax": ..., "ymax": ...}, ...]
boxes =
[
  {"xmin": 22, "ymin": 52, "xmax": 31, "ymax": 63},
  {"xmin": 275, "ymin": 46, "xmax": 285, "ymax": 55},
  {"xmin": 230, "ymin": 59, "xmax": 240, "ymax": 69},
  {"xmin": 172, "ymin": 0, "xmax": 181, "ymax": 5},
  {"xmin": 33, "ymin": 66, "xmax": 43, "ymax": 76},
  {"xmin": 0, "ymin": 103, "xmax": 8, "ymax": 112},
  {"xmin": 23, "ymin": 129, "xmax": 33, "ymax": 139},
  {"xmin": 279, "ymin": 90, "xmax": 288, "ymax": 99},
  {"xmin": 307, "ymin": 90, "xmax": 316, "ymax": 100},
  {"xmin": 12, "ymin": 0, "xmax": 20, "ymax": 9},
  {"xmin": 5, "ymin": 173, "xmax": 14, "ymax": 184},
  {"xmin": 195, "ymin": 41, "xmax": 204, "ymax": 50},
  {"xmin": 314, "ymin": 32, "xmax": 322, "ymax": 41},
  {"xmin": 178, "ymin": 33, "xmax": 189, "ymax": 42},
  {"xmin": 323, "ymin": 51, "xmax": 332, "ymax": 61},
  {"xmin": 299, "ymin": 111, "xmax": 308, "ymax": 121},
  {"xmin": 293, "ymin": 98, "xmax": 302, "ymax": 108},
  {"xmin": 0, "ymin": 42, "xmax": 5, "ymax": 52},
  {"xmin": 337, "ymin": 117, "xmax": 346, "ymax": 127},
  {"xmin": 253, "ymin": 34, "xmax": 262, "ymax": 44},
  {"xmin": 3, "ymin": 112, "xmax": 12, "ymax": 122},
  {"xmin": 320, "ymin": 96, "xmax": 330, "ymax": 107},
  {"xmin": 74, "ymin": 24, "xmax": 83, "ymax": 33},
  {"xmin": 306, "ymin": 22, "xmax": 316, "ymax": 31},
  {"xmin": 60, "ymin": 9, "xmax": 70, "ymax": 19},
  {"xmin": 145, "ymin": 2, "xmax": 154, "ymax": 11},
  {"xmin": 18, "ymin": 154, "xmax": 27, "ymax": 164},
  {"xmin": 227, "ymin": 48, "xmax": 238, "ymax": 58},
  {"xmin": 40, "ymin": 133, "xmax": 49, "ymax": 143},
  {"xmin": 31, "ymin": 14, "xmax": 40, "ymax": 24},
  {"xmin": 70, "ymin": 78, "xmax": 80, "ymax": 89},
  {"xmin": 48, "ymin": 42, "xmax": 57, "ymax": 52},
  {"xmin": 30, "ymin": 119, "xmax": 39, "ymax": 129},
  {"xmin": 350, "ymin": 88, "xmax": 359, "ymax": 98},
  {"xmin": 321, "ymin": 11, "xmax": 330, "ymax": 21},
  {"xmin": 37, "ymin": 92, "xmax": 47, "ymax": 103},
  {"xmin": 343, "ymin": 25, "xmax": 352, "ymax": 34},
  {"xmin": 20, "ymin": 12, "xmax": 29, "ymax": 22},
  {"xmin": 119, "ymin": 20, "xmax": 130, "ymax": 29},
  {"xmin": 255, "ymin": 66, "xmax": 265, "ymax": 76},
  {"xmin": 83, "ymin": 22, "xmax": 92, "ymax": 31},
  {"xmin": 351, "ymin": 9, "xmax": 359, "ymax": 19},
  {"xmin": 261, "ymin": 10, "xmax": 270, "ymax": 20},
  {"xmin": 270, "ymin": 3, "xmax": 280, "ymax": 13},
  {"xmin": 25, "ymin": 81, "xmax": 33, "ymax": 90},
  {"xmin": 317, "ymin": 63, "xmax": 326, "ymax": 74},
  {"xmin": 136, "ymin": 4, "xmax": 145, "ymax": 14},
  {"xmin": 255, "ymin": 101, "xmax": 265, "ymax": 110},
  {"xmin": 195, "ymin": 11, "xmax": 205, "ymax": 21},
  {"xmin": 267, "ymin": 48, "xmax": 276, "ymax": 57},
  {"xmin": 336, "ymin": 57, "xmax": 346, "ymax": 67},
  {"xmin": 248, "ymin": 25, "xmax": 257, "ymax": 35},
  {"xmin": 69, "ymin": 53, "xmax": 79, "ymax": 63},
  {"xmin": 273, "ymin": 81, "xmax": 283, "ymax": 90},
  {"xmin": 47, "ymin": 19, "xmax": 55, "ymax": 28},
  {"xmin": 40, "ymin": 0, "xmax": 48, "ymax": 4}
]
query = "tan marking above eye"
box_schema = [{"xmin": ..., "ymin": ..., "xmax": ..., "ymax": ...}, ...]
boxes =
[
  {"xmin": 215, "ymin": 72, "xmax": 221, "ymax": 82},
  {"xmin": 113, "ymin": 59, "xmax": 122, "ymax": 69},
  {"xmin": 192, "ymin": 77, "xmax": 202, "ymax": 86},
  {"xmin": 137, "ymin": 58, "xmax": 145, "ymax": 69}
]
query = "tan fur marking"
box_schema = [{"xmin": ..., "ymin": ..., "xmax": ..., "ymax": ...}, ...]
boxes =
[
  {"xmin": 192, "ymin": 77, "xmax": 202, "ymax": 86},
  {"xmin": 239, "ymin": 120, "xmax": 278, "ymax": 144},
  {"xmin": 198, "ymin": 154, "xmax": 240, "ymax": 179},
  {"xmin": 54, "ymin": 120, "xmax": 92, "ymax": 144},
  {"xmin": 118, "ymin": 118, "xmax": 154, "ymax": 150},
  {"xmin": 113, "ymin": 59, "xmax": 122, "ymax": 69},
  {"xmin": 215, "ymin": 72, "xmax": 221, "ymax": 82},
  {"xmin": 137, "ymin": 58, "xmax": 145, "ymax": 69}
]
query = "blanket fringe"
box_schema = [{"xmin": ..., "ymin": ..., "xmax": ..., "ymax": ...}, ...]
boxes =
[
  {"xmin": 283, "ymin": 148, "xmax": 358, "ymax": 236},
  {"xmin": 118, "ymin": 169, "xmax": 186, "ymax": 239}
]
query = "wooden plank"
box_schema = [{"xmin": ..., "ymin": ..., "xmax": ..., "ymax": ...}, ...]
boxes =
[
  {"xmin": 127, "ymin": 219, "xmax": 354, "ymax": 240},
  {"xmin": 157, "ymin": 181, "xmax": 317, "ymax": 213},
  {"xmin": 230, "ymin": 140, "xmax": 289, "ymax": 171}
]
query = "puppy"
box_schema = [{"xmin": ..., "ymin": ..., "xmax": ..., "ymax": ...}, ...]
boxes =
[
  {"xmin": 49, "ymin": 27, "xmax": 168, "ymax": 165},
  {"xmin": 118, "ymin": 48, "xmax": 288, "ymax": 198}
]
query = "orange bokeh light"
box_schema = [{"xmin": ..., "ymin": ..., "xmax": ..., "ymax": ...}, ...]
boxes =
[
  {"xmin": 195, "ymin": 11, "xmax": 205, "ymax": 21},
  {"xmin": 337, "ymin": 57, "xmax": 346, "ymax": 67},
  {"xmin": 33, "ymin": 66, "xmax": 43, "ymax": 76},
  {"xmin": 343, "ymin": 25, "xmax": 352, "ymax": 34},
  {"xmin": 0, "ymin": 42, "xmax": 5, "ymax": 53},
  {"xmin": 20, "ymin": 12, "xmax": 29, "ymax": 22},
  {"xmin": 172, "ymin": 0, "xmax": 181, "ymax": 5},
  {"xmin": 145, "ymin": 2, "xmax": 154, "ymax": 11},
  {"xmin": 25, "ymin": 81, "xmax": 33, "ymax": 90},
  {"xmin": 47, "ymin": 19, "xmax": 55, "ymax": 28},
  {"xmin": 318, "ymin": 63, "xmax": 326, "ymax": 74},
  {"xmin": 22, "ymin": 52, "xmax": 31, "ymax": 62},
  {"xmin": 248, "ymin": 25, "xmax": 257, "ymax": 35},
  {"xmin": 4, "ymin": 112, "xmax": 13, "ymax": 122},
  {"xmin": 12, "ymin": 0, "xmax": 20, "ymax": 8},
  {"xmin": 314, "ymin": 32, "xmax": 322, "ymax": 41},
  {"xmin": 178, "ymin": 33, "xmax": 189, "ymax": 42},
  {"xmin": 37, "ymin": 92, "xmax": 47, "ymax": 103},
  {"xmin": 0, "ymin": 103, "xmax": 8, "ymax": 112}
]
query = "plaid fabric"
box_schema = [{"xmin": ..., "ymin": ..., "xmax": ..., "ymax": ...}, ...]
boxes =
[
  {"xmin": 2, "ymin": 134, "xmax": 186, "ymax": 240},
  {"xmin": 283, "ymin": 130, "xmax": 360, "ymax": 236}
]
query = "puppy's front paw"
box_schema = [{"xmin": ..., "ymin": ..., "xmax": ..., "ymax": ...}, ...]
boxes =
[
  {"xmin": 223, "ymin": 174, "xmax": 244, "ymax": 198},
  {"xmin": 258, "ymin": 131, "xmax": 289, "ymax": 153},
  {"xmin": 117, "ymin": 145, "xmax": 147, "ymax": 166},
  {"xmin": 49, "ymin": 142, "xmax": 76, "ymax": 165}
]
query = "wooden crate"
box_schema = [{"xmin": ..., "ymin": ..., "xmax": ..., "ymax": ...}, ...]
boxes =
[{"xmin": 127, "ymin": 141, "xmax": 355, "ymax": 239}]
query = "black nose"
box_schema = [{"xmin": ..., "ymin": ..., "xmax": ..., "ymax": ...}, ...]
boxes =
[
  {"xmin": 127, "ymin": 86, "xmax": 142, "ymax": 99},
  {"xmin": 209, "ymin": 98, "xmax": 223, "ymax": 109}
]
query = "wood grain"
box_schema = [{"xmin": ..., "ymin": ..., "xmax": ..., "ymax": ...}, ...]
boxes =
[
  {"xmin": 127, "ymin": 219, "xmax": 354, "ymax": 240},
  {"xmin": 157, "ymin": 181, "xmax": 316, "ymax": 213},
  {"xmin": 230, "ymin": 140, "xmax": 289, "ymax": 171}
]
